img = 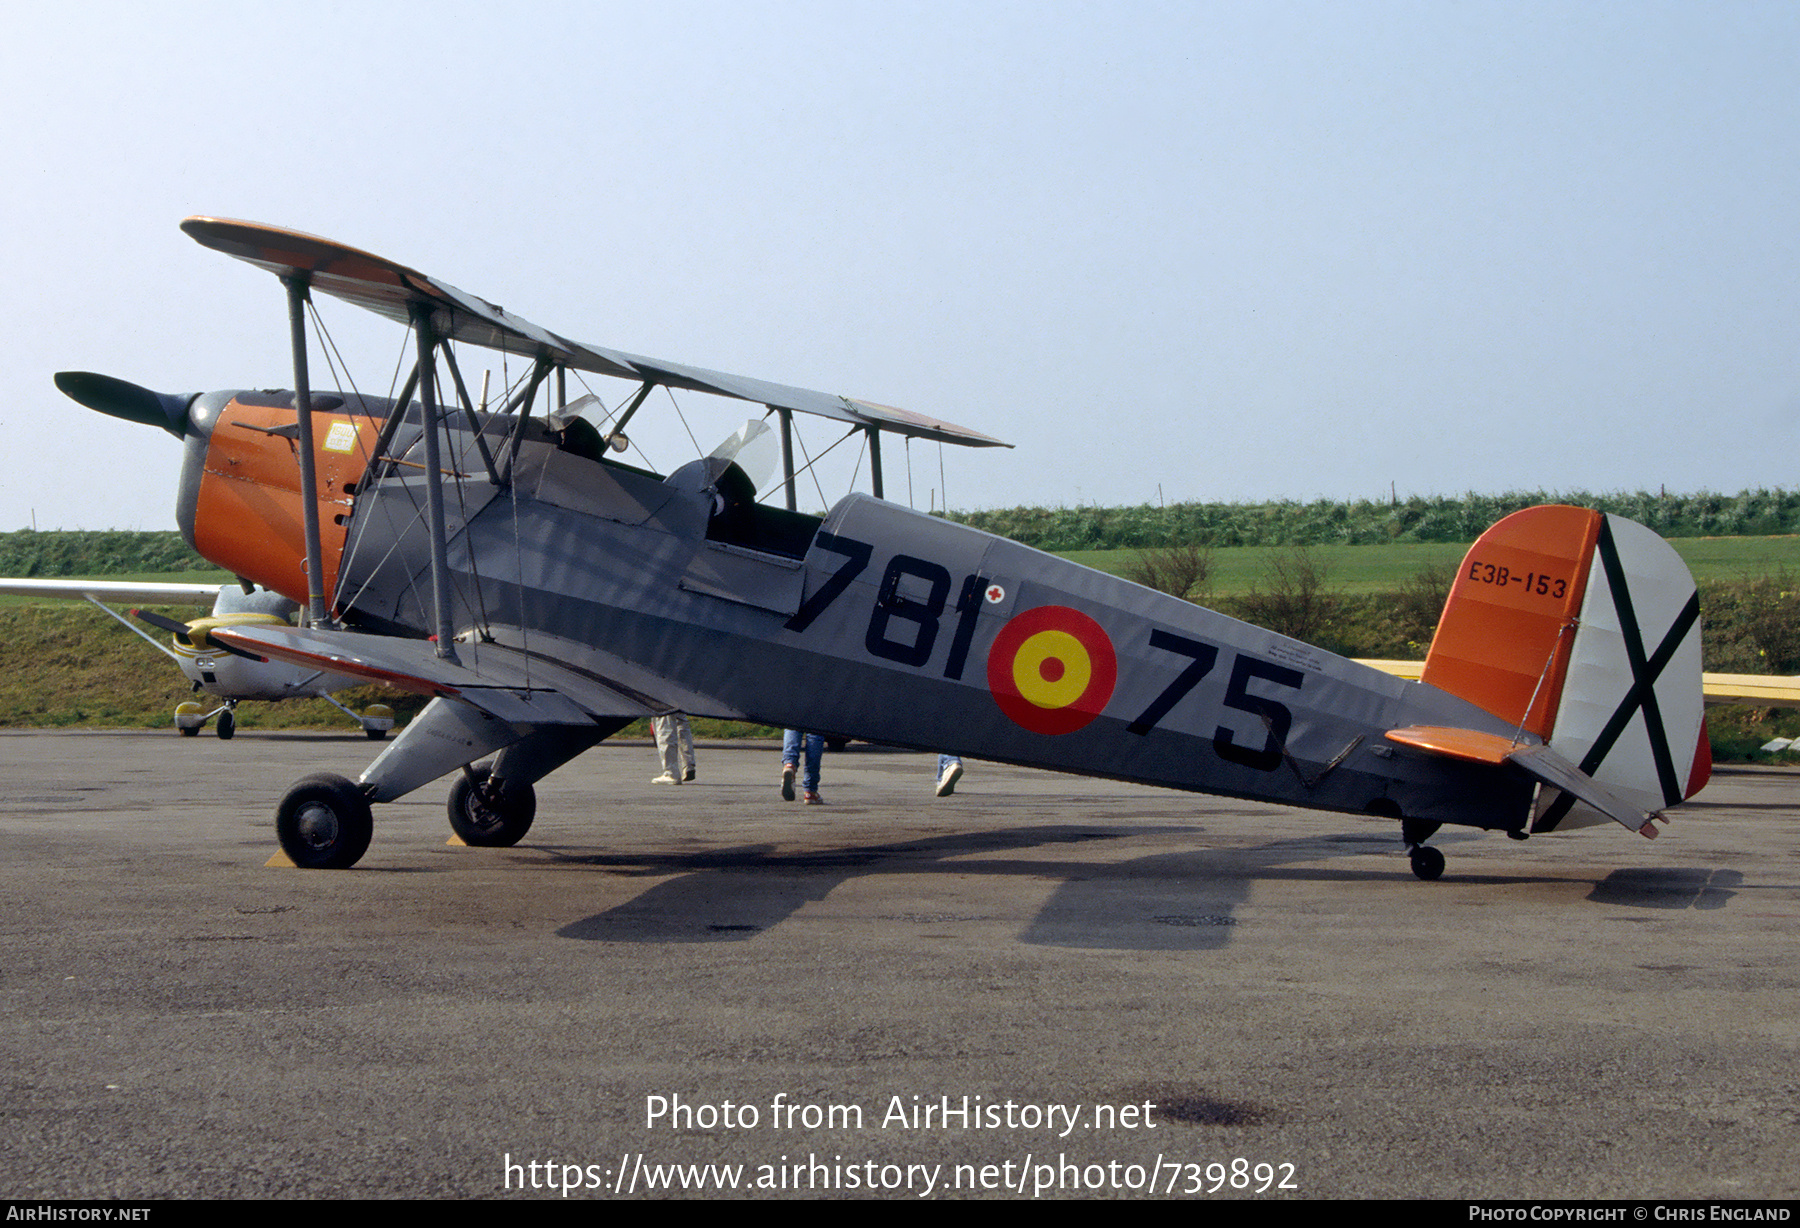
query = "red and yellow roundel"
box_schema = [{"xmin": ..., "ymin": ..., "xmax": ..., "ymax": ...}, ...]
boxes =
[{"xmin": 987, "ymin": 605, "xmax": 1118, "ymax": 735}]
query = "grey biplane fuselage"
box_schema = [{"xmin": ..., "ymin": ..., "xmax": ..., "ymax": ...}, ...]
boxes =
[{"xmin": 311, "ymin": 398, "xmax": 1528, "ymax": 831}]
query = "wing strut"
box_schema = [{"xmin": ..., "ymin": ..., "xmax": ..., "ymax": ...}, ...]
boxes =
[
  {"xmin": 606, "ymin": 380, "xmax": 656, "ymax": 452},
  {"xmin": 410, "ymin": 302, "xmax": 460, "ymax": 663},
  {"xmin": 866, "ymin": 425, "xmax": 885, "ymax": 499},
  {"xmin": 283, "ymin": 274, "xmax": 331, "ymax": 628},
  {"xmin": 777, "ymin": 408, "xmax": 797, "ymax": 511},
  {"xmin": 439, "ymin": 343, "xmax": 501, "ymax": 486},
  {"xmin": 500, "ymin": 356, "xmax": 555, "ymax": 480}
]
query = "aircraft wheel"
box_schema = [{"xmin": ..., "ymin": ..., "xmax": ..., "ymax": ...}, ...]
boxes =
[
  {"xmin": 1409, "ymin": 845, "xmax": 1446, "ymax": 882},
  {"xmin": 178, "ymin": 723, "xmax": 201, "ymax": 738},
  {"xmin": 365, "ymin": 727, "xmax": 387, "ymax": 740},
  {"xmin": 447, "ymin": 766, "xmax": 536, "ymax": 847},
  {"xmin": 276, "ymin": 773, "xmax": 373, "ymax": 870},
  {"xmin": 217, "ymin": 709, "xmax": 236, "ymax": 740}
]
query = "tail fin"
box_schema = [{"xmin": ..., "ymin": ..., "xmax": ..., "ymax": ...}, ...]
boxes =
[{"xmin": 1422, "ymin": 505, "xmax": 1710, "ymax": 830}]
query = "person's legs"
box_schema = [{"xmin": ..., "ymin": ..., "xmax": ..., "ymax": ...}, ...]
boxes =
[
  {"xmin": 781, "ymin": 730, "xmax": 802, "ymax": 800},
  {"xmin": 652, "ymin": 715, "xmax": 681, "ymax": 782},
  {"xmin": 675, "ymin": 715, "xmax": 695, "ymax": 780},
  {"xmin": 936, "ymin": 754, "xmax": 963, "ymax": 797}
]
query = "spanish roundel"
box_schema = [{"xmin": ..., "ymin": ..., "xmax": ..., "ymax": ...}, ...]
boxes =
[{"xmin": 987, "ymin": 605, "xmax": 1118, "ymax": 735}]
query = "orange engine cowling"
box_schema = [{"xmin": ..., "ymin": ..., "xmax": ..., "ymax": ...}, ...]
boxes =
[{"xmin": 190, "ymin": 395, "xmax": 379, "ymax": 610}]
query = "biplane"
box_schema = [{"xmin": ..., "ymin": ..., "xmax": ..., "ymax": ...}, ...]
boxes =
[
  {"xmin": 0, "ymin": 576, "xmax": 394, "ymax": 738},
  {"xmin": 55, "ymin": 217, "xmax": 1709, "ymax": 876}
]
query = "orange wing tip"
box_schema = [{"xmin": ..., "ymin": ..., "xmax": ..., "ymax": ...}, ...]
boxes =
[{"xmin": 1384, "ymin": 725, "xmax": 1523, "ymax": 766}]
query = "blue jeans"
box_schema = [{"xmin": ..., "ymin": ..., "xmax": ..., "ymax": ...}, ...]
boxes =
[{"xmin": 783, "ymin": 730, "xmax": 823, "ymax": 792}]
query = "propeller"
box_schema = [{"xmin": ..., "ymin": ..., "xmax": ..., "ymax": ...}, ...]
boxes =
[
  {"xmin": 130, "ymin": 609, "xmax": 266, "ymax": 661},
  {"xmin": 55, "ymin": 371, "xmax": 196, "ymax": 439}
]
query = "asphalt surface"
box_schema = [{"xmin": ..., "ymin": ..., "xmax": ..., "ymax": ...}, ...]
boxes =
[{"xmin": 1, "ymin": 730, "xmax": 1795, "ymax": 1200}]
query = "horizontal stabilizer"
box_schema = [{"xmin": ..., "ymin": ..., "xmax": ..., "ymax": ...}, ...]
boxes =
[
  {"xmin": 1385, "ymin": 725, "xmax": 1659, "ymax": 837},
  {"xmin": 209, "ymin": 625, "xmax": 662, "ymax": 725}
]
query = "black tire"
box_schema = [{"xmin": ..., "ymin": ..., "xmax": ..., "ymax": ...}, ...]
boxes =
[
  {"xmin": 276, "ymin": 773, "xmax": 374, "ymax": 869},
  {"xmin": 447, "ymin": 766, "xmax": 536, "ymax": 847},
  {"xmin": 217, "ymin": 709, "xmax": 236, "ymax": 740},
  {"xmin": 365, "ymin": 727, "xmax": 386, "ymax": 741},
  {"xmin": 1409, "ymin": 845, "xmax": 1446, "ymax": 882},
  {"xmin": 178, "ymin": 723, "xmax": 200, "ymax": 738}
]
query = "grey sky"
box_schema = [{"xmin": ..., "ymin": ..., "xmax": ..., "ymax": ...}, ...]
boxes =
[{"xmin": 3, "ymin": 1, "xmax": 1795, "ymax": 529}]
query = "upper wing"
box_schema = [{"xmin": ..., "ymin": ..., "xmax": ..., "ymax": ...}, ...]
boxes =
[
  {"xmin": 209, "ymin": 624, "xmax": 663, "ymax": 726},
  {"xmin": 0, "ymin": 578, "xmax": 223, "ymax": 606},
  {"xmin": 181, "ymin": 217, "xmax": 1011, "ymax": 449}
]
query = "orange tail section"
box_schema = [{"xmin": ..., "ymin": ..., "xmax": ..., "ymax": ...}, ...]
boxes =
[{"xmin": 1423, "ymin": 506, "xmax": 1709, "ymax": 829}]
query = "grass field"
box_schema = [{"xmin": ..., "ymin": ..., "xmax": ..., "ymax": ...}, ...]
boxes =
[
  {"xmin": 7, "ymin": 538, "xmax": 1800, "ymax": 759},
  {"xmin": 1060, "ymin": 535, "xmax": 1800, "ymax": 595}
]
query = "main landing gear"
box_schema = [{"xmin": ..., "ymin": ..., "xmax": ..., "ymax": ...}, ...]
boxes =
[
  {"xmin": 271, "ymin": 766, "xmax": 537, "ymax": 869},
  {"xmin": 446, "ymin": 765, "xmax": 537, "ymax": 847},
  {"xmin": 275, "ymin": 774, "xmax": 374, "ymax": 869}
]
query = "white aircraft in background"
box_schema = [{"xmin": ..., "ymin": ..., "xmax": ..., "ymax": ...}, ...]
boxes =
[{"xmin": 0, "ymin": 578, "xmax": 395, "ymax": 738}]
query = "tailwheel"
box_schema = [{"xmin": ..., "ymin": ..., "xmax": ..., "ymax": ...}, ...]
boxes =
[
  {"xmin": 1399, "ymin": 816, "xmax": 1445, "ymax": 881},
  {"xmin": 276, "ymin": 773, "xmax": 374, "ymax": 869},
  {"xmin": 1408, "ymin": 844, "xmax": 1446, "ymax": 882},
  {"xmin": 447, "ymin": 765, "xmax": 536, "ymax": 847}
]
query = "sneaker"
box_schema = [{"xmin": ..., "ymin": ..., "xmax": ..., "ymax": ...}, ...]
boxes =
[
  {"xmin": 803, "ymin": 790, "xmax": 824, "ymax": 805},
  {"xmin": 936, "ymin": 761, "xmax": 963, "ymax": 797},
  {"xmin": 683, "ymin": 767, "xmax": 695, "ymax": 782},
  {"xmin": 651, "ymin": 773, "xmax": 679, "ymax": 785},
  {"xmin": 780, "ymin": 764, "xmax": 796, "ymax": 801}
]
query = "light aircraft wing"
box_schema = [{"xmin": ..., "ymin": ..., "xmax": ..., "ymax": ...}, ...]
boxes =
[
  {"xmin": 1362, "ymin": 658, "xmax": 1800, "ymax": 709},
  {"xmin": 0, "ymin": 578, "xmax": 224, "ymax": 605},
  {"xmin": 180, "ymin": 217, "xmax": 1010, "ymax": 449},
  {"xmin": 1359, "ymin": 658, "xmax": 1425, "ymax": 682},
  {"xmin": 209, "ymin": 624, "xmax": 662, "ymax": 726},
  {"xmin": 1691, "ymin": 672, "xmax": 1800, "ymax": 707}
]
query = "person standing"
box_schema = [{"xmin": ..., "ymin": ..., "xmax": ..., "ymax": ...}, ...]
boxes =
[
  {"xmin": 651, "ymin": 714, "xmax": 696, "ymax": 784},
  {"xmin": 781, "ymin": 730, "xmax": 824, "ymax": 804}
]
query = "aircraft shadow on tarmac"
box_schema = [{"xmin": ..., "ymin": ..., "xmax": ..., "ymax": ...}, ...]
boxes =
[
  {"xmin": 541, "ymin": 825, "xmax": 1749, "ymax": 949},
  {"xmin": 1585, "ymin": 867, "xmax": 1743, "ymax": 909}
]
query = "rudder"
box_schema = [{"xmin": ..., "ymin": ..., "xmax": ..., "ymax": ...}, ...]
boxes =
[{"xmin": 1422, "ymin": 506, "xmax": 1709, "ymax": 831}]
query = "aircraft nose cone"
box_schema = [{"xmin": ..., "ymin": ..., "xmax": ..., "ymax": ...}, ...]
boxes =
[{"xmin": 55, "ymin": 371, "xmax": 196, "ymax": 439}]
